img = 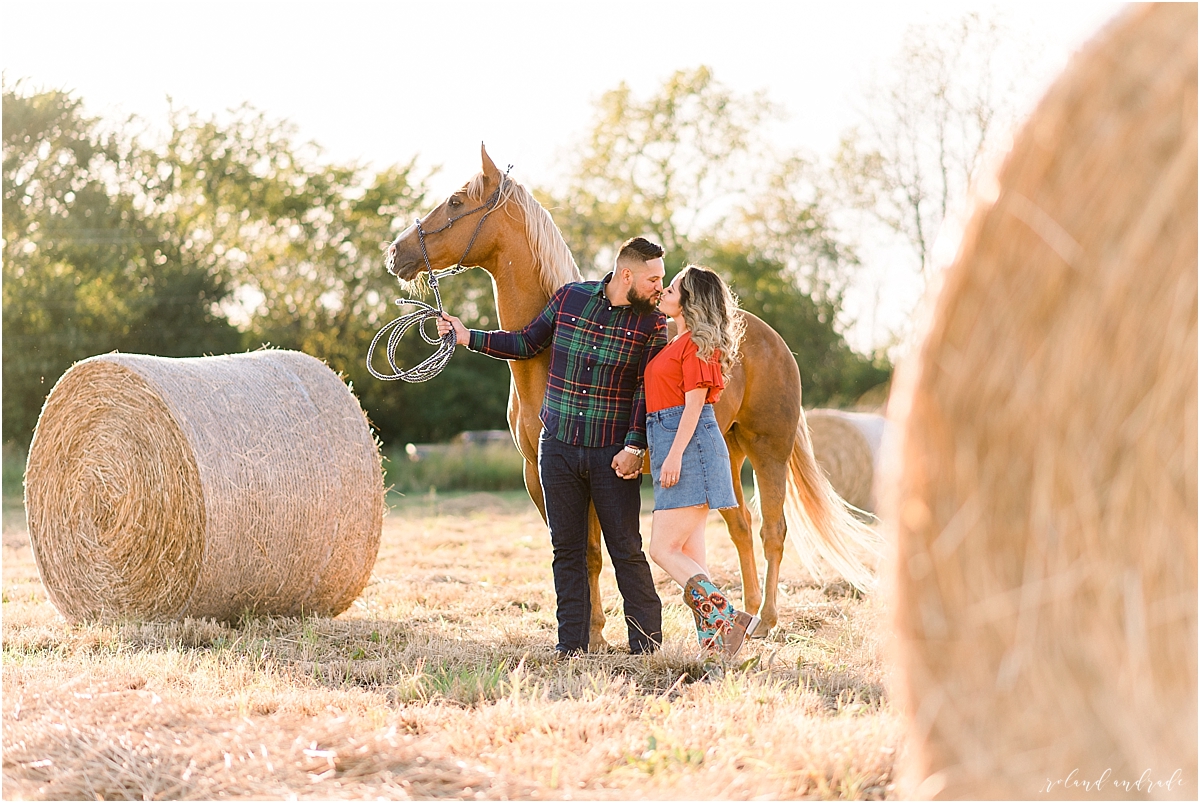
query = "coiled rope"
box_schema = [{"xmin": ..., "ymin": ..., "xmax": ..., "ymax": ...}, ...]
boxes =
[
  {"xmin": 367, "ymin": 169, "xmax": 510, "ymax": 383},
  {"xmin": 365, "ymin": 265, "xmax": 466, "ymax": 382}
]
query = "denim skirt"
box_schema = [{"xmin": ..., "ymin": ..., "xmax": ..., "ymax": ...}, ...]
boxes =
[{"xmin": 647, "ymin": 404, "xmax": 738, "ymax": 511}]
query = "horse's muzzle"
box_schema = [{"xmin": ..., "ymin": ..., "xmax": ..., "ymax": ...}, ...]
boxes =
[{"xmin": 386, "ymin": 243, "xmax": 419, "ymax": 279}]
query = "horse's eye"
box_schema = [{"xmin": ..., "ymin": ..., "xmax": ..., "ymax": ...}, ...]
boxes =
[{"xmin": 448, "ymin": 195, "xmax": 463, "ymax": 208}]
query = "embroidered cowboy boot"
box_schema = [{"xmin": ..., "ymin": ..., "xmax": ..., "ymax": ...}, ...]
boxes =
[{"xmin": 685, "ymin": 574, "xmax": 761, "ymax": 661}]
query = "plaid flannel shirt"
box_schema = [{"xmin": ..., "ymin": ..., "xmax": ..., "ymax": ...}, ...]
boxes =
[{"xmin": 466, "ymin": 274, "xmax": 667, "ymax": 449}]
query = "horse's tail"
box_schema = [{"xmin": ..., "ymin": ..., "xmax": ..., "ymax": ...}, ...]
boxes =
[{"xmin": 783, "ymin": 408, "xmax": 884, "ymax": 592}]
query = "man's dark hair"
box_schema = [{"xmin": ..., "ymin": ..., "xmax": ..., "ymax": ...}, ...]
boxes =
[{"xmin": 616, "ymin": 236, "xmax": 665, "ymax": 264}]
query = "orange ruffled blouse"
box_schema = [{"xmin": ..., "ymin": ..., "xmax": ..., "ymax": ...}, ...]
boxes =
[{"xmin": 644, "ymin": 331, "xmax": 725, "ymax": 413}]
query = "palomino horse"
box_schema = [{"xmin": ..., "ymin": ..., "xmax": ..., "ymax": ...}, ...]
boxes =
[{"xmin": 386, "ymin": 145, "xmax": 880, "ymax": 645}]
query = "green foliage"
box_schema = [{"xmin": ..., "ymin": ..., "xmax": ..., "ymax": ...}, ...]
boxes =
[
  {"xmin": 3, "ymin": 71, "xmax": 891, "ymax": 457},
  {"xmin": 385, "ymin": 442, "xmax": 526, "ymax": 495},
  {"xmin": 1, "ymin": 86, "xmax": 511, "ymax": 449},
  {"xmin": 2, "ymin": 443, "xmax": 26, "ymax": 503},
  {"xmin": 547, "ymin": 66, "xmax": 775, "ymax": 273},
  {"xmin": 539, "ymin": 66, "xmax": 891, "ymax": 407},
  {"xmin": 3, "ymin": 86, "xmax": 240, "ymax": 444},
  {"xmin": 700, "ymin": 245, "xmax": 890, "ymax": 406},
  {"xmin": 150, "ymin": 103, "xmax": 508, "ymax": 446},
  {"xmin": 731, "ymin": 155, "xmax": 858, "ymax": 305}
]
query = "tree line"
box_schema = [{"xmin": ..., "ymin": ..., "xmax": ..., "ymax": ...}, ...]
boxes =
[{"xmin": 7, "ymin": 20, "xmax": 1023, "ymax": 452}]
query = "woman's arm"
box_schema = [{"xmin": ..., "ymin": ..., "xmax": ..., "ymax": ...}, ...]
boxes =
[{"xmin": 658, "ymin": 387, "xmax": 708, "ymax": 488}]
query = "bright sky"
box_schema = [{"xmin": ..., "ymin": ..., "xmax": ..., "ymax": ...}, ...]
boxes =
[{"xmin": 3, "ymin": 0, "xmax": 1126, "ymax": 349}]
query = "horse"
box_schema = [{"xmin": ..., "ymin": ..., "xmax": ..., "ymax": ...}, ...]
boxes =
[{"xmin": 385, "ymin": 145, "xmax": 880, "ymax": 646}]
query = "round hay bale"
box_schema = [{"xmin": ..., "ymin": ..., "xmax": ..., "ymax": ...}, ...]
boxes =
[
  {"xmin": 805, "ymin": 409, "xmax": 885, "ymax": 513},
  {"xmin": 25, "ymin": 350, "xmax": 384, "ymax": 623},
  {"xmin": 881, "ymin": 4, "xmax": 1197, "ymax": 798},
  {"xmin": 852, "ymin": 380, "xmax": 891, "ymax": 413}
]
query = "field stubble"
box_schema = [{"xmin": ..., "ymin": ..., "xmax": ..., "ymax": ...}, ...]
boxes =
[{"xmin": 3, "ymin": 486, "xmax": 900, "ymax": 800}]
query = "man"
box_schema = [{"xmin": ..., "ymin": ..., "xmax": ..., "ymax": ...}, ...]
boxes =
[{"xmin": 437, "ymin": 237, "xmax": 668, "ymax": 656}]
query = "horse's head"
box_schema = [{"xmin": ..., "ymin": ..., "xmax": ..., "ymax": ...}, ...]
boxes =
[{"xmin": 386, "ymin": 144, "xmax": 509, "ymax": 283}]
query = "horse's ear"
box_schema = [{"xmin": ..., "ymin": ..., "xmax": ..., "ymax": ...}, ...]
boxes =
[{"xmin": 481, "ymin": 143, "xmax": 500, "ymax": 181}]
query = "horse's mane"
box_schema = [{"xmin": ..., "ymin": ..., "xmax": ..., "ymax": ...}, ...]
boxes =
[{"xmin": 465, "ymin": 172, "xmax": 582, "ymax": 297}]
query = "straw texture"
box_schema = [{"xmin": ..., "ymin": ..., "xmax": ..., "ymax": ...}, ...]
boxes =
[
  {"xmin": 882, "ymin": 5, "xmax": 1197, "ymax": 798},
  {"xmin": 805, "ymin": 409, "xmax": 885, "ymax": 513},
  {"xmin": 25, "ymin": 350, "xmax": 384, "ymax": 623}
]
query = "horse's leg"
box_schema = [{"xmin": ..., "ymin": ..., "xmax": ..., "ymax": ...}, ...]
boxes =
[
  {"xmin": 739, "ymin": 434, "xmax": 789, "ymax": 636},
  {"xmin": 522, "ymin": 456, "xmax": 547, "ymax": 523},
  {"xmin": 586, "ymin": 503, "xmax": 609, "ymax": 649},
  {"xmin": 513, "ymin": 397, "xmax": 548, "ymax": 523},
  {"xmin": 718, "ymin": 427, "xmax": 763, "ymax": 619}
]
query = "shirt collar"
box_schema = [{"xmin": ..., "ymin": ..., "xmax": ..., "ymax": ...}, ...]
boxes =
[{"xmin": 598, "ymin": 272, "xmax": 624, "ymax": 307}]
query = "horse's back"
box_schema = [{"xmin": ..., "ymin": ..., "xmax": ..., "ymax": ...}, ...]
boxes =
[{"xmin": 715, "ymin": 311, "xmax": 801, "ymax": 438}]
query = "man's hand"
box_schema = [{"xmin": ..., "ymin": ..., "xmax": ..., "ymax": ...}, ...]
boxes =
[
  {"xmin": 612, "ymin": 448, "xmax": 643, "ymax": 480},
  {"xmin": 436, "ymin": 313, "xmax": 469, "ymax": 346}
]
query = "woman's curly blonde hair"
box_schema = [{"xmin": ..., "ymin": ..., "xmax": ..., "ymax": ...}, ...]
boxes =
[{"xmin": 677, "ymin": 265, "xmax": 745, "ymax": 381}]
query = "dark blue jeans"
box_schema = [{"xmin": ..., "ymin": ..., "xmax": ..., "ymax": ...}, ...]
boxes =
[{"xmin": 538, "ymin": 430, "xmax": 662, "ymax": 653}]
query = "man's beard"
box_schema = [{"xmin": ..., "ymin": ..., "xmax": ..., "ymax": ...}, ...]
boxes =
[{"xmin": 628, "ymin": 286, "xmax": 659, "ymax": 315}]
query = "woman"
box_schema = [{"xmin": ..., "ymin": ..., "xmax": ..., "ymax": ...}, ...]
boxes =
[{"xmin": 644, "ymin": 265, "xmax": 759, "ymax": 659}]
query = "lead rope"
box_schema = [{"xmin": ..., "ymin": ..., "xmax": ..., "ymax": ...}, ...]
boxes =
[
  {"xmin": 367, "ymin": 169, "xmax": 511, "ymax": 382},
  {"xmin": 365, "ymin": 264, "xmax": 468, "ymax": 382}
]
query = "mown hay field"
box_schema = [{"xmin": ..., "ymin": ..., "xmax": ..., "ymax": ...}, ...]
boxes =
[{"xmin": 3, "ymin": 482, "xmax": 900, "ymax": 800}]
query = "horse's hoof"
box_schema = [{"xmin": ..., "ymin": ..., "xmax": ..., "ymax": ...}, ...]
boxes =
[{"xmin": 749, "ymin": 619, "xmax": 772, "ymax": 638}]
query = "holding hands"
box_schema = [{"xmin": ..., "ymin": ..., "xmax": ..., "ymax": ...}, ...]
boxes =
[{"xmin": 612, "ymin": 448, "xmax": 642, "ymax": 481}]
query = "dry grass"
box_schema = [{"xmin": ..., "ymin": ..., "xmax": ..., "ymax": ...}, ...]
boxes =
[{"xmin": 3, "ymin": 487, "xmax": 900, "ymax": 800}]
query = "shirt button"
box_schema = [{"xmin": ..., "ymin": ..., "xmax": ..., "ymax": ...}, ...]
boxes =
[
  {"xmin": 593, "ymin": 346, "xmax": 597, "ymax": 350},
  {"xmin": 582, "ymin": 390, "xmax": 587, "ymax": 394}
]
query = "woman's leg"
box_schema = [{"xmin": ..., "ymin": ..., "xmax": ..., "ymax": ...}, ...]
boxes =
[
  {"xmin": 649, "ymin": 505, "xmax": 710, "ymax": 587},
  {"xmin": 653, "ymin": 504, "xmax": 722, "ymax": 651},
  {"xmin": 680, "ymin": 512, "xmax": 709, "ymax": 577}
]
